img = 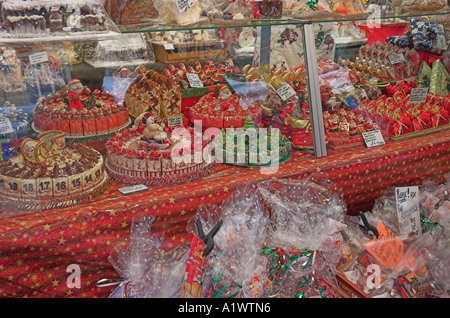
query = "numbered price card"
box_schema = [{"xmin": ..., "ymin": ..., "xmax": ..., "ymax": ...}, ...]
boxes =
[
  {"xmin": 0, "ymin": 118, "xmax": 14, "ymax": 135},
  {"xmin": 167, "ymin": 115, "xmax": 184, "ymax": 128},
  {"xmin": 186, "ymin": 73, "xmax": 204, "ymax": 88},
  {"xmin": 176, "ymin": 0, "xmax": 194, "ymax": 13},
  {"xmin": 29, "ymin": 51, "xmax": 49, "ymax": 65},
  {"xmin": 389, "ymin": 53, "xmax": 406, "ymax": 65},
  {"xmin": 409, "ymin": 87, "xmax": 429, "ymax": 104},
  {"xmin": 164, "ymin": 43, "xmax": 175, "ymax": 50},
  {"xmin": 362, "ymin": 130, "xmax": 385, "ymax": 148},
  {"xmin": 276, "ymin": 84, "xmax": 297, "ymax": 101},
  {"xmin": 395, "ymin": 186, "xmax": 422, "ymax": 239},
  {"xmin": 118, "ymin": 184, "xmax": 148, "ymax": 195}
]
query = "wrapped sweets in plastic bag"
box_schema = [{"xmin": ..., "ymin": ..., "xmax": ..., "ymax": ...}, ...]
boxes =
[
  {"xmin": 154, "ymin": 0, "xmax": 208, "ymax": 26},
  {"xmin": 206, "ymin": 0, "xmax": 255, "ymax": 24},
  {"xmin": 107, "ymin": 215, "xmax": 189, "ymax": 298},
  {"xmin": 340, "ymin": 182, "xmax": 449, "ymax": 297},
  {"xmin": 338, "ymin": 214, "xmax": 374, "ymax": 273},
  {"xmin": 372, "ymin": 232, "xmax": 446, "ymax": 298},
  {"xmin": 371, "ymin": 178, "xmax": 450, "ymax": 241},
  {"xmin": 190, "ymin": 183, "xmax": 272, "ymax": 298},
  {"xmin": 256, "ymin": 178, "xmax": 347, "ymax": 298},
  {"xmin": 424, "ymin": 239, "xmax": 450, "ymax": 298}
]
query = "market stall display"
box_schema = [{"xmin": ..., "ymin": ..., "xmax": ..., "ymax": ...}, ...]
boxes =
[{"xmin": 0, "ymin": 0, "xmax": 449, "ymax": 300}]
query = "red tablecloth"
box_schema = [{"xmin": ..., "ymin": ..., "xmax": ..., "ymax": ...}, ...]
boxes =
[{"xmin": 0, "ymin": 131, "xmax": 449, "ymax": 298}]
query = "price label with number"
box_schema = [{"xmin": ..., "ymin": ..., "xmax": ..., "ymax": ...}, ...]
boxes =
[
  {"xmin": 276, "ymin": 84, "xmax": 297, "ymax": 101},
  {"xmin": 164, "ymin": 43, "xmax": 175, "ymax": 50},
  {"xmin": 409, "ymin": 87, "xmax": 429, "ymax": 104},
  {"xmin": 362, "ymin": 130, "xmax": 385, "ymax": 148},
  {"xmin": 167, "ymin": 115, "xmax": 184, "ymax": 128},
  {"xmin": 395, "ymin": 186, "xmax": 422, "ymax": 238},
  {"xmin": 176, "ymin": 0, "xmax": 194, "ymax": 13},
  {"xmin": 29, "ymin": 51, "xmax": 49, "ymax": 65},
  {"xmin": 186, "ymin": 73, "xmax": 204, "ymax": 88},
  {"xmin": 389, "ymin": 53, "xmax": 406, "ymax": 65},
  {"xmin": 118, "ymin": 184, "xmax": 148, "ymax": 195},
  {"xmin": 0, "ymin": 118, "xmax": 14, "ymax": 135}
]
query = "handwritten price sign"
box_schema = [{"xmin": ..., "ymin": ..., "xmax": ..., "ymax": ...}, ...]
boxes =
[
  {"xmin": 176, "ymin": 0, "xmax": 194, "ymax": 13},
  {"xmin": 276, "ymin": 84, "xmax": 296, "ymax": 101},
  {"xmin": 409, "ymin": 87, "xmax": 429, "ymax": 104},
  {"xmin": 389, "ymin": 53, "xmax": 406, "ymax": 65},
  {"xmin": 0, "ymin": 118, "xmax": 14, "ymax": 135},
  {"xmin": 395, "ymin": 186, "xmax": 422, "ymax": 238},
  {"xmin": 186, "ymin": 73, "xmax": 204, "ymax": 88},
  {"xmin": 118, "ymin": 184, "xmax": 148, "ymax": 194},
  {"xmin": 362, "ymin": 130, "xmax": 385, "ymax": 148}
]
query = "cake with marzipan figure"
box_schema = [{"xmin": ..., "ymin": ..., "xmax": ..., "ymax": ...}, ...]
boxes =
[
  {"xmin": 105, "ymin": 112, "xmax": 215, "ymax": 186},
  {"xmin": 0, "ymin": 130, "xmax": 109, "ymax": 210}
]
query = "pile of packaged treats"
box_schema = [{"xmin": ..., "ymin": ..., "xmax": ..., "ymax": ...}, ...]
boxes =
[{"xmin": 103, "ymin": 175, "xmax": 450, "ymax": 298}]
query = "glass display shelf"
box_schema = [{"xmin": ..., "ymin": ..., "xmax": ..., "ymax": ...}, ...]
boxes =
[{"xmin": 118, "ymin": 11, "xmax": 450, "ymax": 34}]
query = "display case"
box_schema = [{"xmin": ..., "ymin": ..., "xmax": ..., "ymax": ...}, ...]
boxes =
[{"xmin": 0, "ymin": 0, "xmax": 449, "ymax": 299}]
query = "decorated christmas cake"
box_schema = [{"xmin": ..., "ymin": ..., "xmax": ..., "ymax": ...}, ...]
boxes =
[
  {"xmin": 123, "ymin": 70, "xmax": 182, "ymax": 121},
  {"xmin": 216, "ymin": 116, "xmax": 292, "ymax": 166},
  {"xmin": 33, "ymin": 78, "xmax": 130, "ymax": 137},
  {"xmin": 0, "ymin": 130, "xmax": 109, "ymax": 210},
  {"xmin": 105, "ymin": 113, "xmax": 215, "ymax": 186},
  {"xmin": 189, "ymin": 84, "xmax": 262, "ymax": 129}
]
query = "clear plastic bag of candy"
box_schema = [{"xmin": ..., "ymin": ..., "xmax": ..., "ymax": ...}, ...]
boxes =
[
  {"xmin": 207, "ymin": 0, "xmax": 255, "ymax": 24},
  {"xmin": 256, "ymin": 178, "xmax": 347, "ymax": 298},
  {"xmin": 107, "ymin": 215, "xmax": 189, "ymax": 298},
  {"xmin": 154, "ymin": 0, "xmax": 208, "ymax": 26},
  {"xmin": 374, "ymin": 232, "xmax": 443, "ymax": 298},
  {"xmin": 191, "ymin": 182, "xmax": 272, "ymax": 298}
]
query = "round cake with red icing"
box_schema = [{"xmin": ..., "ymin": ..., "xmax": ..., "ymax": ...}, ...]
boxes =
[
  {"xmin": 189, "ymin": 84, "xmax": 262, "ymax": 129},
  {"xmin": 33, "ymin": 79, "xmax": 130, "ymax": 138}
]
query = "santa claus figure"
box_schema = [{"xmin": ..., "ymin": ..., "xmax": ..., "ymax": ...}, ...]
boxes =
[
  {"xmin": 219, "ymin": 84, "xmax": 232, "ymax": 101},
  {"xmin": 67, "ymin": 79, "xmax": 85, "ymax": 110}
]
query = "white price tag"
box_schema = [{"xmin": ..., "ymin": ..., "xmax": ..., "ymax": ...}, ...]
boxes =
[
  {"xmin": 0, "ymin": 118, "xmax": 14, "ymax": 135},
  {"xmin": 276, "ymin": 84, "xmax": 296, "ymax": 101},
  {"xmin": 164, "ymin": 43, "xmax": 175, "ymax": 50},
  {"xmin": 186, "ymin": 73, "xmax": 204, "ymax": 88},
  {"xmin": 362, "ymin": 130, "xmax": 385, "ymax": 148},
  {"xmin": 395, "ymin": 186, "xmax": 422, "ymax": 238},
  {"xmin": 118, "ymin": 184, "xmax": 148, "ymax": 195},
  {"xmin": 176, "ymin": 0, "xmax": 194, "ymax": 13},
  {"xmin": 409, "ymin": 87, "xmax": 429, "ymax": 104},
  {"xmin": 167, "ymin": 115, "xmax": 183, "ymax": 127},
  {"xmin": 29, "ymin": 51, "xmax": 49, "ymax": 65},
  {"xmin": 389, "ymin": 53, "xmax": 405, "ymax": 65}
]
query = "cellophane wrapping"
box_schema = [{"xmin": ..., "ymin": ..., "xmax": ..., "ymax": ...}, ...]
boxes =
[
  {"xmin": 108, "ymin": 215, "xmax": 189, "ymax": 298},
  {"xmin": 339, "ymin": 174, "xmax": 450, "ymax": 298},
  {"xmin": 197, "ymin": 177, "xmax": 348, "ymax": 298}
]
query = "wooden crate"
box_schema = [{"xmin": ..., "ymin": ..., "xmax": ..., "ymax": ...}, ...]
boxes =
[{"xmin": 151, "ymin": 40, "xmax": 228, "ymax": 64}]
